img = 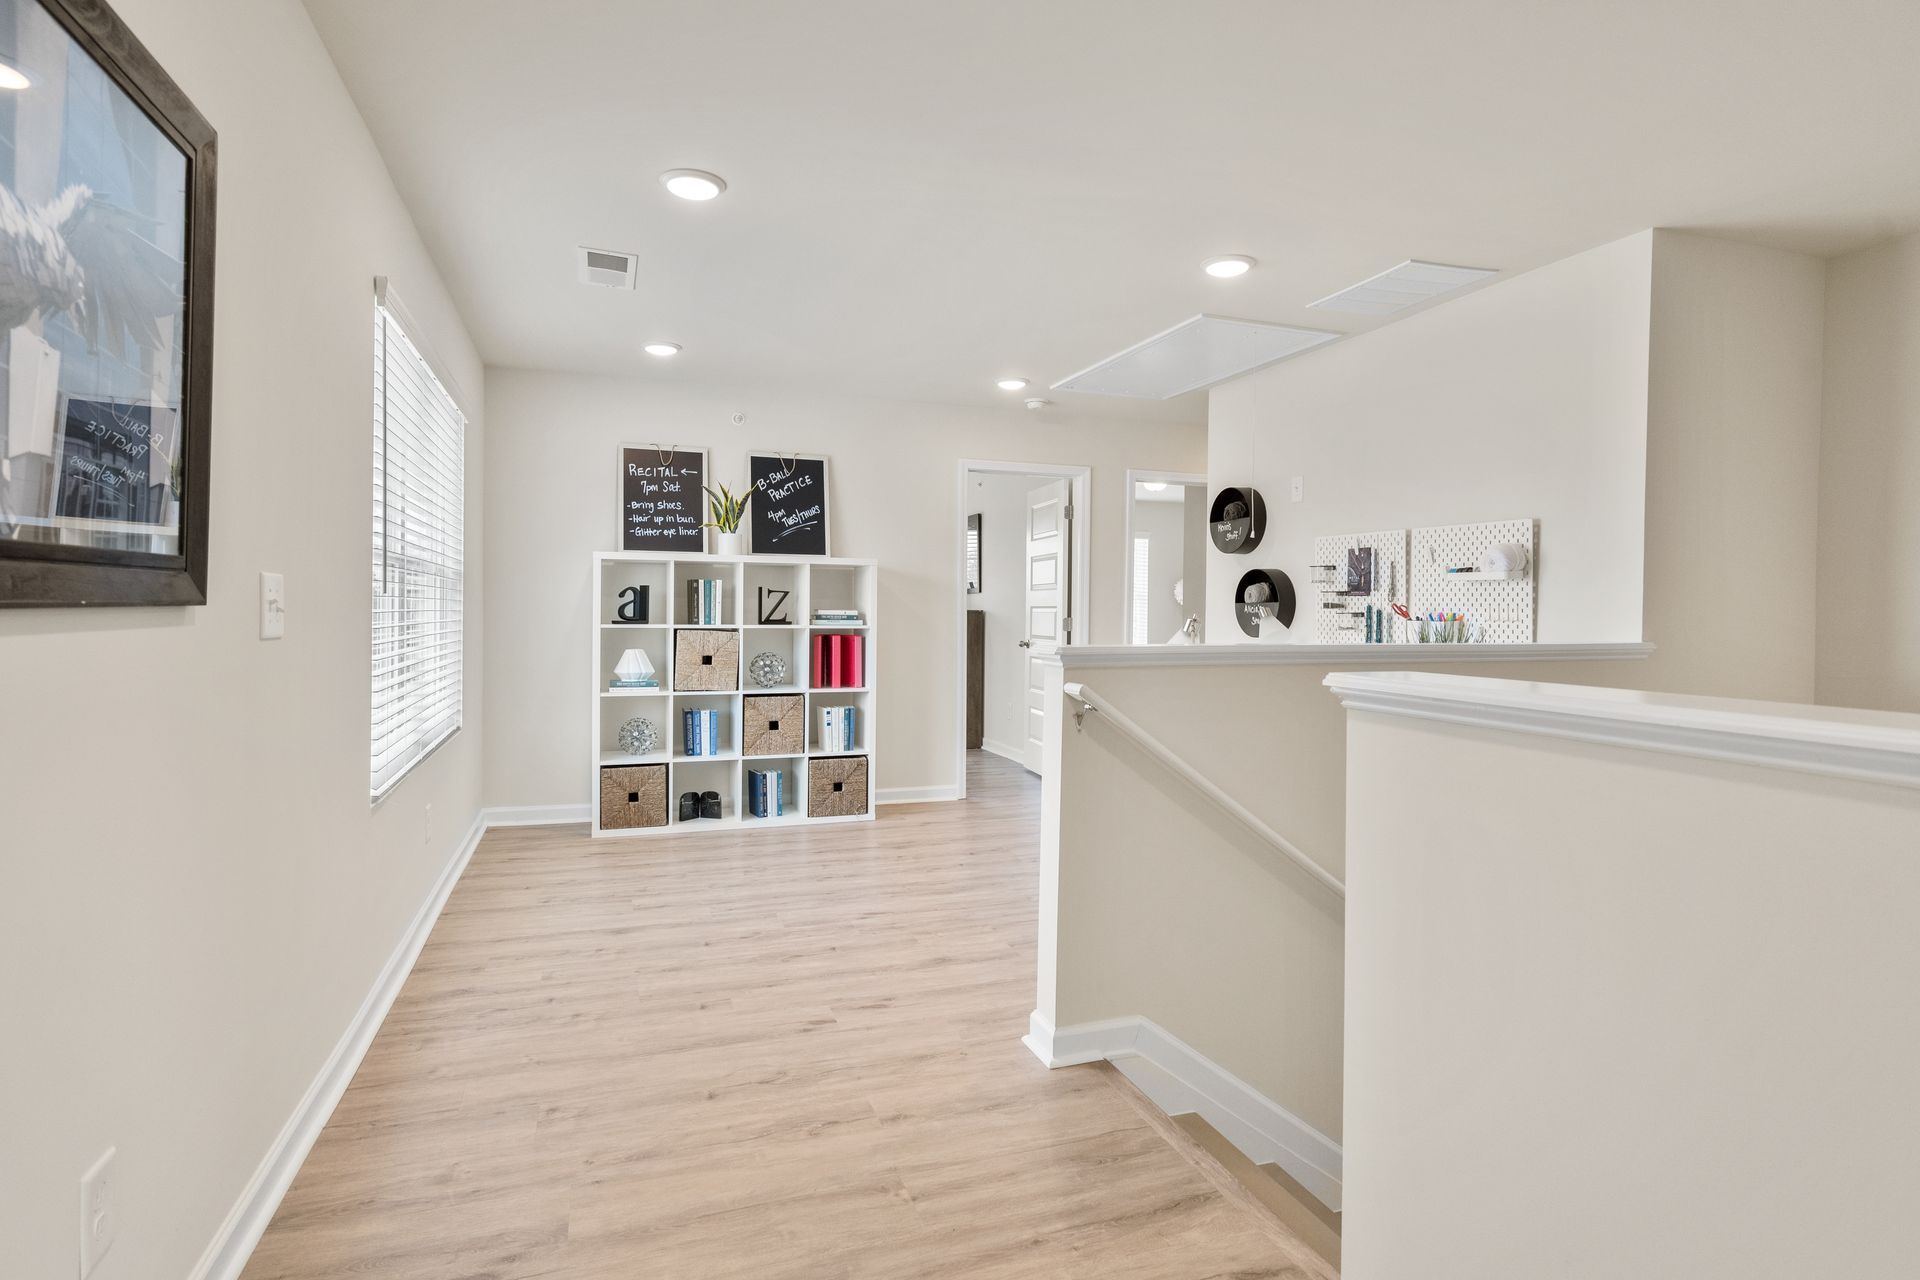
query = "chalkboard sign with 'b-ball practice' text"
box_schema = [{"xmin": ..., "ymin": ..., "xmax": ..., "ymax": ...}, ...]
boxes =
[
  {"xmin": 749, "ymin": 453, "xmax": 830, "ymax": 556},
  {"xmin": 621, "ymin": 446, "xmax": 708, "ymax": 551}
]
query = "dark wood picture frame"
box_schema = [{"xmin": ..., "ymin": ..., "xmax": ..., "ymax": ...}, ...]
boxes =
[{"xmin": 0, "ymin": 0, "xmax": 218, "ymax": 607}]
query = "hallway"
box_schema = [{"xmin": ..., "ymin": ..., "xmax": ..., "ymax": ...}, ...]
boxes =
[{"xmin": 242, "ymin": 753, "xmax": 1327, "ymax": 1278}]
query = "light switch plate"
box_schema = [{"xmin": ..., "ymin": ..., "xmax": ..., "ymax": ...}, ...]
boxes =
[
  {"xmin": 80, "ymin": 1147, "xmax": 116, "ymax": 1277},
  {"xmin": 260, "ymin": 571, "xmax": 285, "ymax": 640}
]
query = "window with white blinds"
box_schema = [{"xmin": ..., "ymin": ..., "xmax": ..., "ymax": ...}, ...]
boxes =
[{"xmin": 371, "ymin": 291, "xmax": 465, "ymax": 799}]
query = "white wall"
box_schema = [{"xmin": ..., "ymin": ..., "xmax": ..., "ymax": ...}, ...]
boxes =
[
  {"xmin": 1341, "ymin": 692, "xmax": 1920, "ymax": 1279},
  {"xmin": 969, "ymin": 471, "xmax": 1032, "ymax": 759},
  {"xmin": 1818, "ymin": 229, "xmax": 1920, "ymax": 713},
  {"xmin": 1206, "ymin": 232, "xmax": 1655, "ymax": 645},
  {"xmin": 1644, "ymin": 231, "xmax": 1825, "ymax": 702},
  {"xmin": 1203, "ymin": 229, "xmax": 1826, "ymax": 708},
  {"xmin": 0, "ymin": 2, "xmax": 484, "ymax": 1276},
  {"xmin": 482, "ymin": 368, "xmax": 1203, "ymax": 806}
]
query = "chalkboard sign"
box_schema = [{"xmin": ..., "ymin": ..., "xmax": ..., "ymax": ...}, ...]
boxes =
[
  {"xmin": 748, "ymin": 453, "xmax": 830, "ymax": 556},
  {"xmin": 620, "ymin": 446, "xmax": 708, "ymax": 551}
]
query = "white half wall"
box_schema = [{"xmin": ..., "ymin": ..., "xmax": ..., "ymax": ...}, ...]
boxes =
[
  {"xmin": 481, "ymin": 368, "xmax": 1203, "ymax": 807},
  {"xmin": 1335, "ymin": 674, "xmax": 1920, "ymax": 1278},
  {"xmin": 0, "ymin": 2, "xmax": 485, "ymax": 1276}
]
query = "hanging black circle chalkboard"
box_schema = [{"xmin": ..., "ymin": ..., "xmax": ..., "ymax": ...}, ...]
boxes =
[
  {"xmin": 1234, "ymin": 568, "xmax": 1295, "ymax": 637},
  {"xmin": 1208, "ymin": 487, "xmax": 1266, "ymax": 554}
]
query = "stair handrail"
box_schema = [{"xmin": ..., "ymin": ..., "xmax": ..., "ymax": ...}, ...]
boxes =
[{"xmin": 1061, "ymin": 680, "xmax": 1346, "ymax": 901}]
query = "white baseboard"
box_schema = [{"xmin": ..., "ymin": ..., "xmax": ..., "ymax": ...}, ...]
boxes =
[
  {"xmin": 979, "ymin": 738, "xmax": 1024, "ymax": 764},
  {"xmin": 187, "ymin": 811, "xmax": 489, "ymax": 1280},
  {"xmin": 481, "ymin": 802, "xmax": 591, "ymax": 826},
  {"xmin": 1024, "ymin": 1011, "xmax": 1344, "ymax": 1212},
  {"xmin": 875, "ymin": 784, "xmax": 960, "ymax": 805},
  {"xmin": 485, "ymin": 792, "xmax": 957, "ymax": 819}
]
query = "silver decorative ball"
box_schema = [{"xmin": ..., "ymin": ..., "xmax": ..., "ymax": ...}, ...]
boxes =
[
  {"xmin": 749, "ymin": 651, "xmax": 788, "ymax": 688},
  {"xmin": 618, "ymin": 716, "xmax": 658, "ymax": 755}
]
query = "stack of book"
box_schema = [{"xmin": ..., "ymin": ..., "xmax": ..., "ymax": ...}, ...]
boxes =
[
  {"xmin": 746, "ymin": 767, "xmax": 785, "ymax": 818},
  {"xmin": 816, "ymin": 705, "xmax": 858, "ymax": 753},
  {"xmin": 686, "ymin": 578, "xmax": 725, "ymax": 625},
  {"xmin": 812, "ymin": 607, "xmax": 863, "ymax": 625},
  {"xmin": 681, "ymin": 707, "xmax": 722, "ymax": 756},
  {"xmin": 810, "ymin": 633, "xmax": 865, "ymax": 687},
  {"xmin": 608, "ymin": 674, "xmax": 657, "ymax": 691}
]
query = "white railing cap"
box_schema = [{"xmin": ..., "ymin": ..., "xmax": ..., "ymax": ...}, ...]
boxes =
[{"xmin": 1325, "ymin": 670, "xmax": 1920, "ymax": 789}]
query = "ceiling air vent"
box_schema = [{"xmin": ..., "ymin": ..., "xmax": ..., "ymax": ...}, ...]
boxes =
[
  {"xmin": 577, "ymin": 246, "xmax": 638, "ymax": 289},
  {"xmin": 1308, "ymin": 260, "xmax": 1495, "ymax": 316},
  {"xmin": 1051, "ymin": 315, "xmax": 1340, "ymax": 399}
]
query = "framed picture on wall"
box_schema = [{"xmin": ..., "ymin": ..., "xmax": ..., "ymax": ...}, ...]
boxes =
[
  {"xmin": 0, "ymin": 0, "xmax": 220, "ymax": 607},
  {"xmin": 747, "ymin": 451, "xmax": 830, "ymax": 556},
  {"xmin": 618, "ymin": 444, "xmax": 708, "ymax": 552}
]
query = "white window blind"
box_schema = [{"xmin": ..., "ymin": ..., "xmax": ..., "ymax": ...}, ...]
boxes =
[
  {"xmin": 371, "ymin": 290, "xmax": 465, "ymax": 799},
  {"xmin": 1131, "ymin": 536, "xmax": 1151, "ymax": 644}
]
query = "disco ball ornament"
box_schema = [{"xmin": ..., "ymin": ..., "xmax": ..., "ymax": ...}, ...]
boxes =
[
  {"xmin": 618, "ymin": 716, "xmax": 658, "ymax": 755},
  {"xmin": 749, "ymin": 651, "xmax": 788, "ymax": 688}
]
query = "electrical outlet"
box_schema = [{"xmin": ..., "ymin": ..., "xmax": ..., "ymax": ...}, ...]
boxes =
[
  {"xmin": 80, "ymin": 1147, "xmax": 116, "ymax": 1277},
  {"xmin": 1291, "ymin": 475, "xmax": 1305, "ymax": 503},
  {"xmin": 259, "ymin": 571, "xmax": 286, "ymax": 640}
]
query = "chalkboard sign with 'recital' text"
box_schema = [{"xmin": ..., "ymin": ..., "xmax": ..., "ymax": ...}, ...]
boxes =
[
  {"xmin": 620, "ymin": 446, "xmax": 708, "ymax": 551},
  {"xmin": 748, "ymin": 453, "xmax": 830, "ymax": 556}
]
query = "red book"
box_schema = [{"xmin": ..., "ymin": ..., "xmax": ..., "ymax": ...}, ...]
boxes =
[
  {"xmin": 829, "ymin": 634, "xmax": 844, "ymax": 687},
  {"xmin": 847, "ymin": 635, "xmax": 863, "ymax": 688},
  {"xmin": 811, "ymin": 634, "xmax": 825, "ymax": 687}
]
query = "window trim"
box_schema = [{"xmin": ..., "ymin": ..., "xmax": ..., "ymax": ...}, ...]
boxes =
[{"xmin": 370, "ymin": 279, "xmax": 467, "ymax": 803}]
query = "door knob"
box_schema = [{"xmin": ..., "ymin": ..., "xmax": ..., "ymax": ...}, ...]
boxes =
[{"xmin": 1018, "ymin": 640, "xmax": 1032, "ymax": 648}]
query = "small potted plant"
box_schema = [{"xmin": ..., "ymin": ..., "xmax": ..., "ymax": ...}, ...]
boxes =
[{"xmin": 704, "ymin": 482, "xmax": 751, "ymax": 555}]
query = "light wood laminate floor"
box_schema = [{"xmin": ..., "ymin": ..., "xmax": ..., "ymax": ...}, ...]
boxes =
[{"xmin": 243, "ymin": 753, "xmax": 1329, "ymax": 1278}]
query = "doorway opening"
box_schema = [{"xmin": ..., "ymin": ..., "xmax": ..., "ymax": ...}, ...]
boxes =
[
  {"xmin": 955, "ymin": 460, "xmax": 1091, "ymax": 800},
  {"xmin": 1122, "ymin": 469, "xmax": 1207, "ymax": 645}
]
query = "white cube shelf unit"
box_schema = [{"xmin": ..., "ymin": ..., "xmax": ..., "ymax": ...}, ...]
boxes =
[{"xmin": 591, "ymin": 551, "xmax": 878, "ymax": 838}]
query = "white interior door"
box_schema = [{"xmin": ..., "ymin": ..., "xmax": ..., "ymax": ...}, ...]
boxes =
[{"xmin": 1022, "ymin": 478, "xmax": 1071, "ymax": 773}]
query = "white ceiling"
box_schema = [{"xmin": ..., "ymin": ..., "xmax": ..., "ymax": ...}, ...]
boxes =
[{"xmin": 304, "ymin": 0, "xmax": 1920, "ymax": 423}]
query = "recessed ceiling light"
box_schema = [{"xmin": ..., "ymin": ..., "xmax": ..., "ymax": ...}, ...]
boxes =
[
  {"xmin": 661, "ymin": 169, "xmax": 726, "ymax": 201},
  {"xmin": 0, "ymin": 64, "xmax": 29, "ymax": 91},
  {"xmin": 996, "ymin": 378, "xmax": 1028, "ymax": 391},
  {"xmin": 1203, "ymin": 255, "xmax": 1256, "ymax": 279},
  {"xmin": 643, "ymin": 342, "xmax": 681, "ymax": 357},
  {"xmin": 1142, "ymin": 481, "xmax": 1168, "ymax": 492}
]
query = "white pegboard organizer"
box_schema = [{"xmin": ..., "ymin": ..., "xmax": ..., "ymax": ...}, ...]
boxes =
[
  {"xmin": 1310, "ymin": 529, "xmax": 1409, "ymax": 643},
  {"xmin": 1409, "ymin": 518, "xmax": 1537, "ymax": 644}
]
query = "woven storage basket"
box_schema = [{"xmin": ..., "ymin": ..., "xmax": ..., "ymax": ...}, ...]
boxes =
[
  {"xmin": 673, "ymin": 628, "xmax": 740, "ymax": 691},
  {"xmin": 807, "ymin": 755, "xmax": 869, "ymax": 817},
  {"xmin": 600, "ymin": 764, "xmax": 668, "ymax": 829},
  {"xmin": 742, "ymin": 694, "xmax": 805, "ymax": 757}
]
